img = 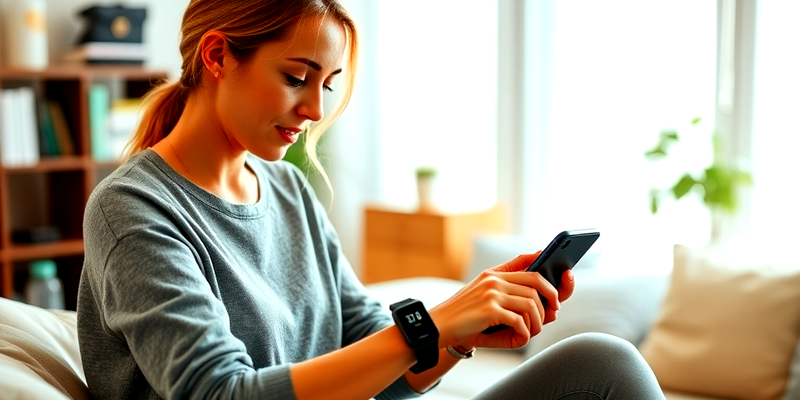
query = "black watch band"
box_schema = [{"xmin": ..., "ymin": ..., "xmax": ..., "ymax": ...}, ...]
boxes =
[{"xmin": 390, "ymin": 298, "xmax": 440, "ymax": 374}]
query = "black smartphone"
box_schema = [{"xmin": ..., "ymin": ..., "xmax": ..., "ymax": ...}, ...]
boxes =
[{"xmin": 481, "ymin": 229, "xmax": 600, "ymax": 334}]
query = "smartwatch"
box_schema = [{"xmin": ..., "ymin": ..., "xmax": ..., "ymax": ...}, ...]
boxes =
[{"xmin": 390, "ymin": 298, "xmax": 440, "ymax": 374}]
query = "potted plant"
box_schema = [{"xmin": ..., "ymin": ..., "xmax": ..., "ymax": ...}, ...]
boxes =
[
  {"xmin": 415, "ymin": 166, "xmax": 438, "ymax": 211},
  {"xmin": 645, "ymin": 117, "xmax": 753, "ymax": 241}
]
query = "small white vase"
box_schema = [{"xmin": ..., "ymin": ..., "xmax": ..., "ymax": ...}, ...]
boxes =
[
  {"xmin": 5, "ymin": 0, "xmax": 49, "ymax": 69},
  {"xmin": 416, "ymin": 176, "xmax": 436, "ymax": 211}
]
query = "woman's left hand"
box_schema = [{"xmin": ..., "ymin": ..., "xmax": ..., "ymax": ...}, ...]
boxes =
[{"xmin": 431, "ymin": 254, "xmax": 576, "ymax": 351}]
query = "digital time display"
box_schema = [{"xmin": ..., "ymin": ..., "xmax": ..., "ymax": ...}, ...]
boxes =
[{"xmin": 396, "ymin": 301, "xmax": 436, "ymax": 342}]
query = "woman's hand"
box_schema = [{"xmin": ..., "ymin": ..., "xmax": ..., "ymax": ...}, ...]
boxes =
[{"xmin": 429, "ymin": 252, "xmax": 576, "ymax": 351}]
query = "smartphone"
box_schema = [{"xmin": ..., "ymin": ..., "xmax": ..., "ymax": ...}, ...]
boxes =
[{"xmin": 481, "ymin": 229, "xmax": 600, "ymax": 334}]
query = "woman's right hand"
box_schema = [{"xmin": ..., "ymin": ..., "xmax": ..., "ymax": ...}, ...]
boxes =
[{"xmin": 429, "ymin": 252, "xmax": 573, "ymax": 351}]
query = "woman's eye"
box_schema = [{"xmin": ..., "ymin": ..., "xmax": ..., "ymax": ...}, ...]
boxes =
[
  {"xmin": 284, "ymin": 74, "xmax": 305, "ymax": 88},
  {"xmin": 323, "ymin": 84, "xmax": 334, "ymax": 93}
]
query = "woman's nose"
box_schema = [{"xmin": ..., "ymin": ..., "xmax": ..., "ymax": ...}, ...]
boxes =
[{"xmin": 297, "ymin": 88, "xmax": 324, "ymax": 122}]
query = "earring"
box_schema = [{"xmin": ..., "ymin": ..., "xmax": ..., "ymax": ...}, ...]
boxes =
[{"xmin": 214, "ymin": 71, "xmax": 220, "ymax": 78}]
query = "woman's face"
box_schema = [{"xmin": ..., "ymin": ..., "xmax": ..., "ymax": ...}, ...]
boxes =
[{"xmin": 217, "ymin": 16, "xmax": 346, "ymax": 161}]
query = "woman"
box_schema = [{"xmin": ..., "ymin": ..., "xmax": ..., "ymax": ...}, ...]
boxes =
[{"xmin": 77, "ymin": 1, "xmax": 665, "ymax": 399}]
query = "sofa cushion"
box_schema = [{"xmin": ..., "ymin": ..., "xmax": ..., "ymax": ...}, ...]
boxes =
[
  {"xmin": 0, "ymin": 298, "xmax": 88, "ymax": 400},
  {"xmin": 639, "ymin": 244, "xmax": 800, "ymax": 400},
  {"xmin": 524, "ymin": 273, "xmax": 668, "ymax": 358}
]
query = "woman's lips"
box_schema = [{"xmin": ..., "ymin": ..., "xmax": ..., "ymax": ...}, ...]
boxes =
[{"xmin": 277, "ymin": 126, "xmax": 302, "ymax": 144}]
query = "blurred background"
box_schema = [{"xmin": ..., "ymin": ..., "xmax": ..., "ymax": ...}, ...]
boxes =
[{"xmin": 1, "ymin": 0, "xmax": 798, "ymax": 281}]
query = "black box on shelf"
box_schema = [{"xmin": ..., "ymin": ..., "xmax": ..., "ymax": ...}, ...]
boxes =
[{"xmin": 11, "ymin": 225, "xmax": 62, "ymax": 244}]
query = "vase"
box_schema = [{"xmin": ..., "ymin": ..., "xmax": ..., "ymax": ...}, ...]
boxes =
[
  {"xmin": 5, "ymin": 0, "xmax": 48, "ymax": 69},
  {"xmin": 416, "ymin": 176, "xmax": 436, "ymax": 212}
]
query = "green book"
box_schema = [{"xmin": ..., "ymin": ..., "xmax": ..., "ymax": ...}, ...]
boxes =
[
  {"xmin": 89, "ymin": 85, "xmax": 110, "ymax": 161},
  {"xmin": 37, "ymin": 101, "xmax": 61, "ymax": 156}
]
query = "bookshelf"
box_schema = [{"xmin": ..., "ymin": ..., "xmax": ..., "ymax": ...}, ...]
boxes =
[{"xmin": 0, "ymin": 66, "xmax": 168, "ymax": 310}]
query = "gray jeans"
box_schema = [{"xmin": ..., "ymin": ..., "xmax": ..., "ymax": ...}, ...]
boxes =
[{"xmin": 473, "ymin": 333, "xmax": 666, "ymax": 400}]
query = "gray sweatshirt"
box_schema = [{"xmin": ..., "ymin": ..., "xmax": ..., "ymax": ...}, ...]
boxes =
[{"xmin": 77, "ymin": 149, "xmax": 420, "ymax": 400}]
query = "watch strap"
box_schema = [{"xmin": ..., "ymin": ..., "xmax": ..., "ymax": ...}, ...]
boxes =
[
  {"xmin": 410, "ymin": 340, "xmax": 439, "ymax": 373},
  {"xmin": 389, "ymin": 298, "xmax": 415, "ymax": 312},
  {"xmin": 390, "ymin": 298, "xmax": 439, "ymax": 374}
]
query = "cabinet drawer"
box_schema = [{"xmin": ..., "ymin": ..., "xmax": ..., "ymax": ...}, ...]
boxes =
[
  {"xmin": 365, "ymin": 211, "xmax": 444, "ymax": 250},
  {"xmin": 363, "ymin": 247, "xmax": 451, "ymax": 283}
]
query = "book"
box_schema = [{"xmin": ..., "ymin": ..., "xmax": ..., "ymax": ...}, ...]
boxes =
[
  {"xmin": 37, "ymin": 101, "xmax": 61, "ymax": 156},
  {"xmin": 89, "ymin": 85, "xmax": 110, "ymax": 161},
  {"xmin": 47, "ymin": 101, "xmax": 75, "ymax": 156},
  {"xmin": 0, "ymin": 88, "xmax": 40, "ymax": 166},
  {"xmin": 107, "ymin": 98, "xmax": 143, "ymax": 160},
  {"xmin": 62, "ymin": 42, "xmax": 146, "ymax": 65},
  {"xmin": 18, "ymin": 87, "xmax": 40, "ymax": 165},
  {"xmin": 0, "ymin": 91, "xmax": 15, "ymax": 165}
]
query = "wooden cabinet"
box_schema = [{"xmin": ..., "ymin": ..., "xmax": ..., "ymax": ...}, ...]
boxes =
[
  {"xmin": 0, "ymin": 66, "xmax": 167, "ymax": 309},
  {"xmin": 361, "ymin": 205, "xmax": 507, "ymax": 283}
]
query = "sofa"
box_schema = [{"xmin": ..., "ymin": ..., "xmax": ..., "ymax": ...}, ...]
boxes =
[{"xmin": 2, "ymin": 238, "xmax": 800, "ymax": 400}]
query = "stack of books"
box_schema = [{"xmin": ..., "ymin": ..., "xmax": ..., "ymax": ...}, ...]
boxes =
[
  {"xmin": 62, "ymin": 42, "xmax": 146, "ymax": 65},
  {"xmin": 0, "ymin": 87, "xmax": 40, "ymax": 166},
  {"xmin": 0, "ymin": 87, "xmax": 76, "ymax": 166}
]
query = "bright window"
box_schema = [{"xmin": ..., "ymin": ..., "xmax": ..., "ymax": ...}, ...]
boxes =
[
  {"xmin": 535, "ymin": 1, "xmax": 718, "ymax": 273},
  {"xmin": 374, "ymin": 0, "xmax": 498, "ymax": 212},
  {"xmin": 750, "ymin": 2, "xmax": 800, "ymax": 247}
]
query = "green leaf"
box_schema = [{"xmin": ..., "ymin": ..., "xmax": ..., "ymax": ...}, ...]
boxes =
[
  {"xmin": 733, "ymin": 170, "xmax": 754, "ymax": 185},
  {"xmin": 649, "ymin": 189, "xmax": 660, "ymax": 215},
  {"xmin": 691, "ymin": 117, "xmax": 702, "ymax": 125},
  {"xmin": 701, "ymin": 166, "xmax": 737, "ymax": 211},
  {"xmin": 671, "ymin": 174, "xmax": 697, "ymax": 199},
  {"xmin": 644, "ymin": 147, "xmax": 667, "ymax": 159},
  {"xmin": 659, "ymin": 129, "xmax": 680, "ymax": 143}
]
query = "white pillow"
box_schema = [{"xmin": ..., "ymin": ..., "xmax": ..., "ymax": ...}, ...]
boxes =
[
  {"xmin": 0, "ymin": 298, "xmax": 88, "ymax": 400},
  {"xmin": 639, "ymin": 244, "xmax": 800, "ymax": 400},
  {"xmin": 524, "ymin": 273, "xmax": 668, "ymax": 358}
]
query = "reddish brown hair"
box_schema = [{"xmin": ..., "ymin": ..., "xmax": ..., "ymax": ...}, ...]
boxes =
[{"xmin": 125, "ymin": 0, "xmax": 358, "ymax": 189}]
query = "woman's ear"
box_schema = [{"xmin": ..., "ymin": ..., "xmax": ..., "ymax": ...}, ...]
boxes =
[{"xmin": 199, "ymin": 30, "xmax": 229, "ymax": 78}]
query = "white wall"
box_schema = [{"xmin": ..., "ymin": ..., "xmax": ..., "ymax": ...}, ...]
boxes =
[{"xmin": 0, "ymin": 0, "xmax": 187, "ymax": 77}]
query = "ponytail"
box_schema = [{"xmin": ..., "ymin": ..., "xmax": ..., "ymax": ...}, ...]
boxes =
[{"xmin": 123, "ymin": 81, "xmax": 187, "ymax": 159}]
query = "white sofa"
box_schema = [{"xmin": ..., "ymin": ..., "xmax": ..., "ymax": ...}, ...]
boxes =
[
  {"xmin": 361, "ymin": 235, "xmax": 800, "ymax": 400},
  {"xmin": 367, "ymin": 276, "xmax": 711, "ymax": 400},
  {"xmin": 0, "ymin": 281, "xmax": 689, "ymax": 400}
]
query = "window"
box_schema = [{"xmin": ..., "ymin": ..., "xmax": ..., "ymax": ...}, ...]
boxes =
[
  {"xmin": 749, "ymin": 1, "xmax": 800, "ymax": 248},
  {"xmin": 374, "ymin": 0, "xmax": 499, "ymax": 212},
  {"xmin": 528, "ymin": 1, "xmax": 718, "ymax": 273}
]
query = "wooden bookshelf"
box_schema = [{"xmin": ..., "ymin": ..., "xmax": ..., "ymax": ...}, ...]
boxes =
[{"xmin": 0, "ymin": 66, "xmax": 168, "ymax": 308}]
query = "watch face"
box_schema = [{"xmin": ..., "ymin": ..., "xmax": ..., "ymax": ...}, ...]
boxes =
[{"xmin": 396, "ymin": 301, "xmax": 438, "ymax": 344}]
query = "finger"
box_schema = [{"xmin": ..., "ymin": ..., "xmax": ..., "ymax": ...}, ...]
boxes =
[
  {"xmin": 558, "ymin": 269, "xmax": 576, "ymax": 302},
  {"xmin": 543, "ymin": 306, "xmax": 558, "ymax": 325},
  {"xmin": 499, "ymin": 291, "xmax": 545, "ymax": 335},
  {"xmin": 490, "ymin": 251, "xmax": 542, "ymax": 273},
  {"xmin": 500, "ymin": 271, "xmax": 560, "ymax": 311}
]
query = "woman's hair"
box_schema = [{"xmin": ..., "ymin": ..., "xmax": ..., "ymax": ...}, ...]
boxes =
[{"xmin": 125, "ymin": 0, "xmax": 358, "ymax": 190}]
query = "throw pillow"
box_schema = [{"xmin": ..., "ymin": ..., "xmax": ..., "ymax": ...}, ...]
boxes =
[
  {"xmin": 639, "ymin": 244, "xmax": 800, "ymax": 400},
  {"xmin": 0, "ymin": 298, "xmax": 89, "ymax": 400},
  {"xmin": 524, "ymin": 274, "xmax": 668, "ymax": 359}
]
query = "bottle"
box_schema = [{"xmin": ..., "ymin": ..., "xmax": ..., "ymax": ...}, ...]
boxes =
[
  {"xmin": 5, "ymin": 0, "xmax": 49, "ymax": 69},
  {"xmin": 24, "ymin": 259, "xmax": 65, "ymax": 309}
]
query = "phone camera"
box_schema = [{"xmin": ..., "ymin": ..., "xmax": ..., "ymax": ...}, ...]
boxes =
[{"xmin": 561, "ymin": 240, "xmax": 571, "ymax": 249}]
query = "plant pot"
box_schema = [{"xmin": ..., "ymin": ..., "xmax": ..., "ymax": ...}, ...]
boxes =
[{"xmin": 416, "ymin": 176, "xmax": 436, "ymax": 211}]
